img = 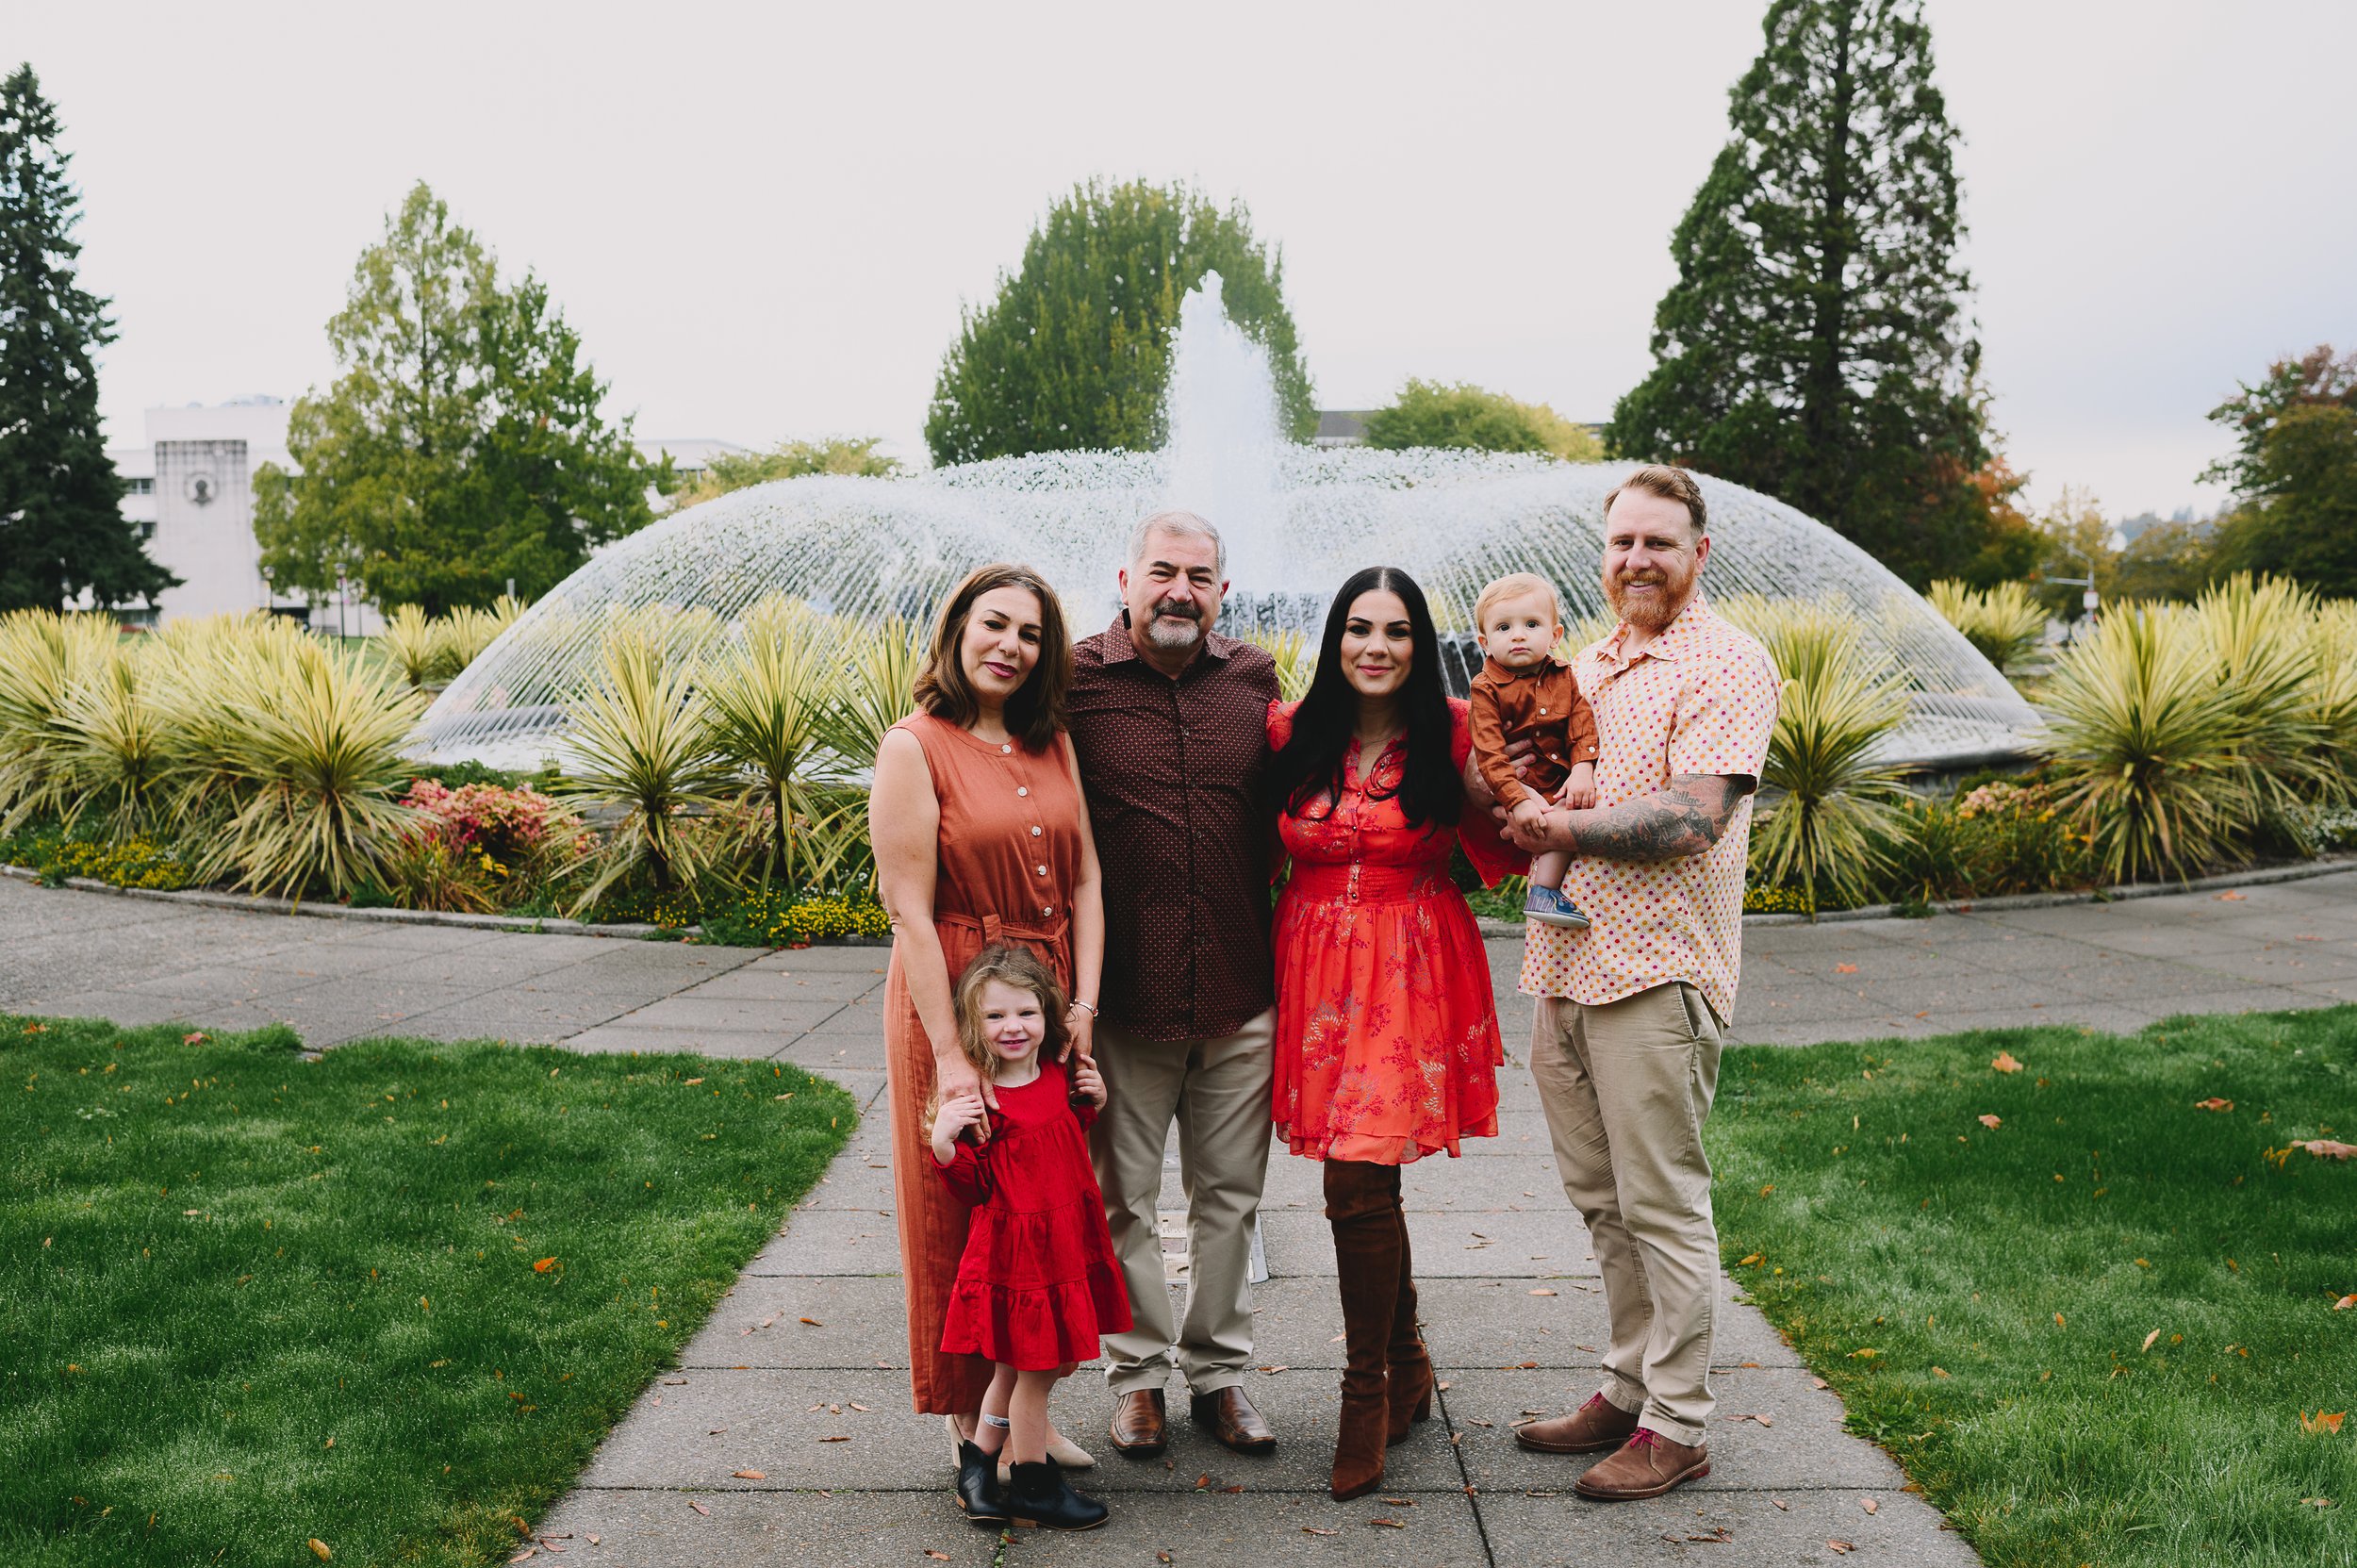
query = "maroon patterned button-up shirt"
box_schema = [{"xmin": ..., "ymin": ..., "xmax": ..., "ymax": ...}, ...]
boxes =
[{"xmin": 1067, "ymin": 616, "xmax": 1279, "ymax": 1042}]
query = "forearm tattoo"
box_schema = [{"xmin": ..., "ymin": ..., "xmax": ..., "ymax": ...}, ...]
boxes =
[{"xmin": 1561, "ymin": 774, "xmax": 1750, "ymax": 863}]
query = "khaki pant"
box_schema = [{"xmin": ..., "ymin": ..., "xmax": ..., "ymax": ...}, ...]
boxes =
[
  {"xmin": 1090, "ymin": 1008, "xmax": 1275, "ymax": 1395},
  {"xmin": 1529, "ymin": 982, "xmax": 1724, "ymax": 1445}
]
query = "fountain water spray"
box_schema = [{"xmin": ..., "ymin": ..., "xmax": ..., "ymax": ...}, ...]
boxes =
[{"xmin": 419, "ymin": 278, "xmax": 2038, "ymax": 770}]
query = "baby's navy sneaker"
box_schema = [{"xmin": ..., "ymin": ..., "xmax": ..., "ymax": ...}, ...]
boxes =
[{"xmin": 1524, "ymin": 885, "xmax": 1591, "ymax": 930}]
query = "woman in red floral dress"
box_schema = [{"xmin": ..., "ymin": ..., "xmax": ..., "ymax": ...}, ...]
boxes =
[{"xmin": 1263, "ymin": 565, "xmax": 1521, "ymax": 1501}]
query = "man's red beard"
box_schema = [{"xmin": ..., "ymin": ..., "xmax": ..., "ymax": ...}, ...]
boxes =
[{"xmin": 1604, "ymin": 555, "xmax": 1700, "ymax": 633}]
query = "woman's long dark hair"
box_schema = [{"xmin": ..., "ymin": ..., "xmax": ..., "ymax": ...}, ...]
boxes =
[{"xmin": 1264, "ymin": 566, "xmax": 1462, "ymax": 829}]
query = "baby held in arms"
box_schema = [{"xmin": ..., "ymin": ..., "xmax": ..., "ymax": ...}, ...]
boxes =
[{"xmin": 1466, "ymin": 572, "xmax": 1599, "ymax": 929}]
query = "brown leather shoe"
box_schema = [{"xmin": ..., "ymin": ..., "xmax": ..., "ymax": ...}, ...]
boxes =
[
  {"xmin": 1573, "ymin": 1428, "xmax": 1710, "ymax": 1500},
  {"xmin": 1513, "ymin": 1392, "xmax": 1640, "ymax": 1455},
  {"xmin": 1189, "ymin": 1385, "xmax": 1277, "ymax": 1455},
  {"xmin": 1109, "ymin": 1388, "xmax": 1166, "ymax": 1457}
]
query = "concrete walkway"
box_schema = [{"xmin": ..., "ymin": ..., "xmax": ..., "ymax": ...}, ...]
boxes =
[{"xmin": 8, "ymin": 870, "xmax": 2354, "ymax": 1565}]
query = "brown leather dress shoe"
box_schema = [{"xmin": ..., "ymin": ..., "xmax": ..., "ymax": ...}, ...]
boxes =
[
  {"xmin": 1109, "ymin": 1389, "xmax": 1167, "ymax": 1457},
  {"xmin": 1189, "ymin": 1385, "xmax": 1277, "ymax": 1455},
  {"xmin": 1573, "ymin": 1428, "xmax": 1710, "ymax": 1500},
  {"xmin": 1512, "ymin": 1391, "xmax": 1640, "ymax": 1455}
]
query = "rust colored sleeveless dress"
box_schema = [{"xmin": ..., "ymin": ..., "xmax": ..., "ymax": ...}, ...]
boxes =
[{"xmin": 882, "ymin": 713, "xmax": 1083, "ymax": 1414}]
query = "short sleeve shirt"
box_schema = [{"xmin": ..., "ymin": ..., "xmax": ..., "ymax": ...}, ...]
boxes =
[{"xmin": 1517, "ymin": 597, "xmax": 1780, "ymax": 1023}]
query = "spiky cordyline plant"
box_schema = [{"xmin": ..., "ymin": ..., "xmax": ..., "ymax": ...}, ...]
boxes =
[
  {"xmin": 58, "ymin": 646, "xmax": 168, "ymax": 836},
  {"xmin": 558, "ymin": 627, "xmax": 732, "ymax": 914},
  {"xmin": 701, "ymin": 597, "xmax": 843, "ymax": 891},
  {"xmin": 818, "ymin": 616, "xmax": 929, "ymax": 772},
  {"xmin": 1743, "ymin": 618, "xmax": 1913, "ymax": 912},
  {"xmin": 2193, "ymin": 574, "xmax": 2340, "ymax": 845},
  {"xmin": 2040, "ymin": 604, "xmax": 2254, "ymax": 883},
  {"xmin": 173, "ymin": 635, "xmax": 427, "ymax": 900},
  {"xmin": 1926, "ymin": 579, "xmax": 2047, "ymax": 674},
  {"xmin": 0, "ymin": 609, "xmax": 123, "ymax": 830},
  {"xmin": 379, "ymin": 603, "xmax": 450, "ymax": 687},
  {"xmin": 1241, "ymin": 628, "xmax": 1315, "ymax": 702}
]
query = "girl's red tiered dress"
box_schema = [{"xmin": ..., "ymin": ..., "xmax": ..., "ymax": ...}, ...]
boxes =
[
  {"xmin": 934, "ymin": 1071, "xmax": 1133, "ymax": 1370},
  {"xmin": 1268, "ymin": 697, "xmax": 1523, "ymax": 1164}
]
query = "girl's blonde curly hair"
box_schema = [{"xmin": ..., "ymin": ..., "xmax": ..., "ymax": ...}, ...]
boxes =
[{"xmin": 925, "ymin": 943, "xmax": 1070, "ymax": 1136}]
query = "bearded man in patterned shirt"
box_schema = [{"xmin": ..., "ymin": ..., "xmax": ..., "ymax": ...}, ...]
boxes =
[{"xmin": 1486, "ymin": 465, "xmax": 1780, "ymax": 1502}]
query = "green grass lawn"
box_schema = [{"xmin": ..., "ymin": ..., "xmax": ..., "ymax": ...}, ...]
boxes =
[
  {"xmin": 4, "ymin": 1015, "xmax": 855, "ymax": 1567},
  {"xmin": 1708, "ymin": 1006, "xmax": 2357, "ymax": 1568}
]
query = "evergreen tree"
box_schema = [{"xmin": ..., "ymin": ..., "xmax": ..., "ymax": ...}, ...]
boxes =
[
  {"xmin": 1606, "ymin": 1, "xmax": 2002, "ymax": 586},
  {"xmin": 0, "ymin": 64, "xmax": 174, "ymax": 613},
  {"xmin": 925, "ymin": 179, "xmax": 1315, "ymax": 465},
  {"xmin": 254, "ymin": 182, "xmax": 653, "ymax": 615}
]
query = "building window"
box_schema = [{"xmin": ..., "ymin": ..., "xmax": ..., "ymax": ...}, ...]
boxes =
[
  {"xmin": 138, "ymin": 520, "xmax": 156, "ymax": 540},
  {"xmin": 125, "ymin": 476, "xmax": 155, "ymax": 496}
]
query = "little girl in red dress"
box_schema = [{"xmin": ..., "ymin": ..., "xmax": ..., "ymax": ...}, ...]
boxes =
[{"xmin": 930, "ymin": 943, "xmax": 1130, "ymax": 1532}]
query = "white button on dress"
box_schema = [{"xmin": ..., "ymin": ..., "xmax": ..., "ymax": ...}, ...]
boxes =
[
  {"xmin": 1030, "ymin": 825, "xmax": 1042, "ymax": 836},
  {"xmin": 1000, "ymin": 743, "xmax": 1013, "ymax": 753},
  {"xmin": 1017, "ymin": 786, "xmax": 1029, "ymax": 798}
]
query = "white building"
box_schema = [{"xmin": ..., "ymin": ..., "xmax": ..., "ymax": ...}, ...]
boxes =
[
  {"xmin": 106, "ymin": 407, "xmax": 744, "ymax": 629},
  {"xmin": 107, "ymin": 396, "xmax": 377, "ymax": 632},
  {"xmin": 637, "ymin": 437, "xmax": 750, "ymax": 512}
]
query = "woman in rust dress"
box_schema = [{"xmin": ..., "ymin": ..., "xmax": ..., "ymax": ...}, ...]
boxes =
[
  {"xmin": 1262, "ymin": 566, "xmax": 1519, "ymax": 1501},
  {"xmin": 869, "ymin": 563, "xmax": 1107, "ymax": 1483}
]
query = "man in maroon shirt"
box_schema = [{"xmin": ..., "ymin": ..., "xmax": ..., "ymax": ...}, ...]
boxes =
[{"xmin": 1068, "ymin": 509, "xmax": 1281, "ymax": 1459}]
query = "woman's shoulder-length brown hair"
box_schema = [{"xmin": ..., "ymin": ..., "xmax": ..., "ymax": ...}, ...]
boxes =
[{"xmin": 911, "ymin": 563, "xmax": 1072, "ymax": 751}]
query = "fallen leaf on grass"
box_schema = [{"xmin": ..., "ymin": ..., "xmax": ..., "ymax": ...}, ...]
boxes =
[
  {"xmin": 183, "ymin": 1032, "xmax": 207, "ymax": 1045},
  {"xmin": 732, "ymin": 1470, "xmax": 765, "ymax": 1479},
  {"xmin": 2304, "ymin": 1140, "xmax": 2356, "ymax": 1160},
  {"xmin": 2195, "ymin": 1098, "xmax": 2233, "ymax": 1113},
  {"xmin": 2055, "ymin": 1312, "xmax": 2067, "ymax": 1328},
  {"xmin": 1991, "ymin": 1049, "xmax": 2024, "ymax": 1073},
  {"xmin": 308, "ymin": 1542, "xmax": 332, "ymax": 1561},
  {"xmin": 534, "ymin": 1258, "xmax": 557, "ymax": 1273},
  {"xmin": 2335, "ymin": 1296, "xmax": 2356, "ymax": 1312},
  {"xmin": 1739, "ymin": 1252, "xmax": 1764, "ymax": 1266},
  {"xmin": 2300, "ymin": 1411, "xmax": 2346, "ymax": 1435},
  {"xmin": 1847, "ymin": 1348, "xmax": 1878, "ymax": 1359},
  {"xmin": 2301, "ymin": 1497, "xmax": 2334, "ymax": 1509},
  {"xmin": 1932, "ymin": 1366, "xmax": 1950, "ymax": 1378},
  {"xmin": 684, "ymin": 1077, "xmax": 704, "ymax": 1085},
  {"xmin": 2142, "ymin": 1329, "xmax": 2163, "ymax": 1352},
  {"xmin": 1977, "ymin": 1114, "xmax": 2003, "ymax": 1130}
]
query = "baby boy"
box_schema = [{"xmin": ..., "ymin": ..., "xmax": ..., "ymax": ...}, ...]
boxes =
[{"xmin": 1466, "ymin": 572, "xmax": 1597, "ymax": 929}]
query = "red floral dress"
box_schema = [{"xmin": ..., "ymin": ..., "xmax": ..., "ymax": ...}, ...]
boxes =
[
  {"xmin": 1268, "ymin": 698, "xmax": 1522, "ymax": 1164},
  {"xmin": 934, "ymin": 1071, "xmax": 1133, "ymax": 1369}
]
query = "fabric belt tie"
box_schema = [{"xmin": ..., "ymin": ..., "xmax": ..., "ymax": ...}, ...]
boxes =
[{"xmin": 936, "ymin": 910, "xmax": 1072, "ymax": 985}]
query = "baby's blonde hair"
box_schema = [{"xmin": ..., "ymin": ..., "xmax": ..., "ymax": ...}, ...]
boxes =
[
  {"xmin": 925, "ymin": 943, "xmax": 1069, "ymax": 1136},
  {"xmin": 1475, "ymin": 572, "xmax": 1560, "ymax": 634}
]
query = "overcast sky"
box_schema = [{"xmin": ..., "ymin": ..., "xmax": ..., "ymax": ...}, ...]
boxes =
[{"xmin": 22, "ymin": 1, "xmax": 2356, "ymax": 520}]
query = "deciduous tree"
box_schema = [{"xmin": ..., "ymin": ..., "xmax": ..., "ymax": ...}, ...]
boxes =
[
  {"xmin": 0, "ymin": 64, "xmax": 174, "ymax": 613},
  {"xmin": 1360, "ymin": 380, "xmax": 1602, "ymax": 461},
  {"xmin": 254, "ymin": 183, "xmax": 654, "ymax": 614},
  {"xmin": 2202, "ymin": 345, "xmax": 2357, "ymax": 597},
  {"xmin": 925, "ymin": 179, "xmax": 1314, "ymax": 464}
]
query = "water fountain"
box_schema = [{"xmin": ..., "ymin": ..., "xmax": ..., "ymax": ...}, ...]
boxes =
[{"xmin": 417, "ymin": 275, "xmax": 2039, "ymax": 770}]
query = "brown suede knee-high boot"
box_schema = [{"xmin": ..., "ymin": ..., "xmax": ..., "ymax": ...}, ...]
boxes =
[
  {"xmin": 1385, "ymin": 1205, "xmax": 1432, "ymax": 1445},
  {"xmin": 1325, "ymin": 1159, "xmax": 1401, "ymax": 1501}
]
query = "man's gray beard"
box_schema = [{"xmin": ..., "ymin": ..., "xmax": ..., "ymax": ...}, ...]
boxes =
[{"xmin": 1144, "ymin": 614, "xmax": 1205, "ymax": 652}]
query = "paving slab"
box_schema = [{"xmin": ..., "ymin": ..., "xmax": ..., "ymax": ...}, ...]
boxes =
[{"xmin": 1476, "ymin": 1490, "xmax": 1980, "ymax": 1568}]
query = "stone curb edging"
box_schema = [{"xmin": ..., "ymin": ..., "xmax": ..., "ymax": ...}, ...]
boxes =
[{"xmin": 1472, "ymin": 851, "xmax": 2357, "ymax": 940}]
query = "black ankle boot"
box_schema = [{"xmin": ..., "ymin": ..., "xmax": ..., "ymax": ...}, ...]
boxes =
[
  {"xmin": 1006, "ymin": 1460, "xmax": 1108, "ymax": 1530},
  {"xmin": 955, "ymin": 1441, "xmax": 1008, "ymax": 1526}
]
